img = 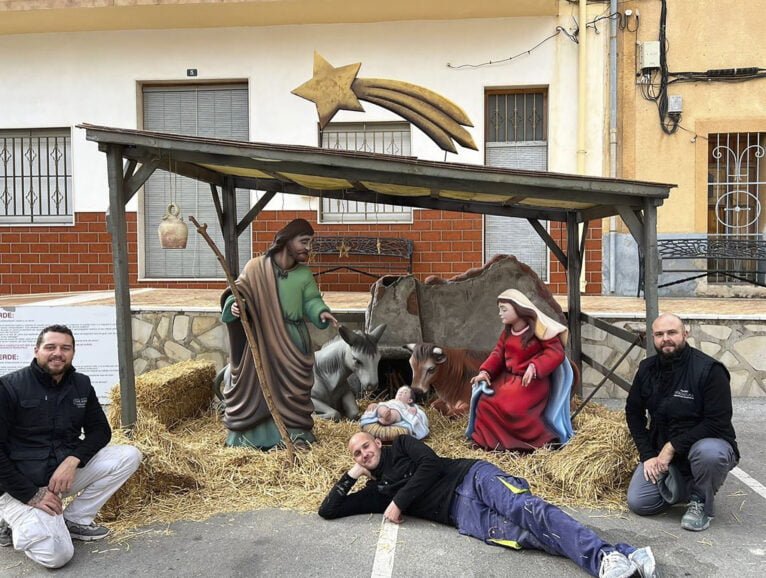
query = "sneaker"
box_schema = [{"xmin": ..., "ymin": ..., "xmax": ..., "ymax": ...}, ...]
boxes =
[
  {"xmin": 681, "ymin": 498, "xmax": 711, "ymax": 532},
  {"xmin": 599, "ymin": 551, "xmax": 638, "ymax": 578},
  {"xmin": 629, "ymin": 546, "xmax": 658, "ymax": 578},
  {"xmin": 64, "ymin": 520, "xmax": 110, "ymax": 541},
  {"xmin": 0, "ymin": 520, "xmax": 12, "ymax": 547}
]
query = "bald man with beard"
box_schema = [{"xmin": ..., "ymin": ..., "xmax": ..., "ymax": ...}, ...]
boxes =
[
  {"xmin": 319, "ymin": 432, "xmax": 658, "ymax": 578},
  {"xmin": 626, "ymin": 313, "xmax": 739, "ymax": 532}
]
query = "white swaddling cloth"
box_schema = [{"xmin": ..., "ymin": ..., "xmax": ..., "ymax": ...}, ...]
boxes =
[{"xmin": 360, "ymin": 400, "xmax": 430, "ymax": 440}]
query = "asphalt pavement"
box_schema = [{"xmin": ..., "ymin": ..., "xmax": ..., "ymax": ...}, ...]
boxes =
[{"xmin": 2, "ymin": 398, "xmax": 765, "ymax": 578}]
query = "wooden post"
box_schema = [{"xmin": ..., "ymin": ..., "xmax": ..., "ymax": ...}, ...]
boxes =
[
  {"xmin": 643, "ymin": 199, "xmax": 660, "ymax": 356},
  {"xmin": 105, "ymin": 145, "xmax": 137, "ymax": 430},
  {"xmin": 566, "ymin": 212, "xmax": 583, "ymax": 395},
  {"xmin": 222, "ymin": 177, "xmax": 240, "ymax": 277}
]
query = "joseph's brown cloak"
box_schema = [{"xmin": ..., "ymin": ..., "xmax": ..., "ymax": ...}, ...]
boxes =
[{"xmin": 221, "ymin": 255, "xmax": 315, "ymax": 432}]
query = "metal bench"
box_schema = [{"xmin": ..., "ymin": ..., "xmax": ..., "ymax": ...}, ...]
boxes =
[
  {"xmin": 310, "ymin": 236, "xmax": 414, "ymax": 280},
  {"xmin": 638, "ymin": 236, "xmax": 766, "ymax": 294}
]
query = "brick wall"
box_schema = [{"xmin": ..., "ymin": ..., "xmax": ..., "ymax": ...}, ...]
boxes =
[
  {"xmin": 0, "ymin": 210, "xmax": 602, "ymax": 295},
  {"xmin": 252, "ymin": 209, "xmax": 484, "ymax": 292},
  {"xmin": 548, "ymin": 220, "xmax": 603, "ymax": 295}
]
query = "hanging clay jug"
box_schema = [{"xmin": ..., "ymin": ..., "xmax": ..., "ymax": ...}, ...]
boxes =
[{"xmin": 158, "ymin": 203, "xmax": 188, "ymax": 249}]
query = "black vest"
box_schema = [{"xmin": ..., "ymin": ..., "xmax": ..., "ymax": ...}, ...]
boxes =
[
  {"xmin": 1, "ymin": 361, "xmax": 92, "ymax": 487},
  {"xmin": 633, "ymin": 346, "xmax": 737, "ymax": 458}
]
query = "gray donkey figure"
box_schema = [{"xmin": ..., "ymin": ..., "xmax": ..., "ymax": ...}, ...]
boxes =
[{"xmin": 311, "ymin": 324, "xmax": 386, "ymax": 421}]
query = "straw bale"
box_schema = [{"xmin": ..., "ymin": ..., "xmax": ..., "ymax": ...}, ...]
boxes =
[
  {"xmin": 108, "ymin": 359, "xmax": 215, "ymax": 429},
  {"xmin": 99, "ymin": 400, "xmax": 638, "ymax": 538}
]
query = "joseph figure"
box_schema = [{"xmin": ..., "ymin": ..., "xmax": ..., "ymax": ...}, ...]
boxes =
[{"xmin": 220, "ymin": 219, "xmax": 337, "ymax": 449}]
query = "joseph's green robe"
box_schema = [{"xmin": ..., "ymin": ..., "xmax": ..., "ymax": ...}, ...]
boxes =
[
  {"xmin": 222, "ymin": 261, "xmax": 330, "ymax": 354},
  {"xmin": 220, "ymin": 257, "xmax": 330, "ymax": 449}
]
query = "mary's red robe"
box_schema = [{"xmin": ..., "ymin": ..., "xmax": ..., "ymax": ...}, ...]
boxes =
[{"xmin": 471, "ymin": 328, "xmax": 565, "ymax": 451}]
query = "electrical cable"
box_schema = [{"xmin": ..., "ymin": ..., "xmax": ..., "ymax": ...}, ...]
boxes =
[{"xmin": 447, "ymin": 27, "xmax": 575, "ymax": 69}]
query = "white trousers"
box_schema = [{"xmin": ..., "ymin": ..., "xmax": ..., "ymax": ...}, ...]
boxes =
[{"xmin": 0, "ymin": 444, "xmax": 141, "ymax": 568}]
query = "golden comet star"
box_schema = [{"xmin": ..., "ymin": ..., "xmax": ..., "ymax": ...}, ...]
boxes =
[
  {"xmin": 292, "ymin": 52, "xmax": 477, "ymax": 154},
  {"xmin": 291, "ymin": 52, "xmax": 364, "ymax": 129}
]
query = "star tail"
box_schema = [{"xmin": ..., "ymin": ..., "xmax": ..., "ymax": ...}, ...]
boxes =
[
  {"xmin": 355, "ymin": 84, "xmax": 478, "ymax": 151},
  {"xmin": 361, "ymin": 94, "xmax": 458, "ymax": 153},
  {"xmin": 360, "ymin": 78, "xmax": 474, "ymax": 127}
]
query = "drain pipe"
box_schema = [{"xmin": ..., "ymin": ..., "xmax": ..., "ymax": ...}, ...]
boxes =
[
  {"xmin": 577, "ymin": 0, "xmax": 587, "ymax": 175},
  {"xmin": 577, "ymin": 0, "xmax": 588, "ymax": 293},
  {"xmin": 608, "ymin": 0, "xmax": 618, "ymax": 293}
]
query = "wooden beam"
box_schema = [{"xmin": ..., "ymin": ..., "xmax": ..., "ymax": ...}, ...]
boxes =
[
  {"xmin": 643, "ymin": 199, "xmax": 660, "ymax": 356},
  {"xmin": 82, "ymin": 125, "xmax": 672, "ymax": 203},
  {"xmin": 123, "ymin": 159, "xmax": 137, "ymax": 182},
  {"xmin": 566, "ymin": 212, "xmax": 582, "ymax": 394},
  {"xmin": 528, "ymin": 218, "xmax": 567, "ymax": 267},
  {"xmin": 105, "ymin": 144, "xmax": 136, "ymax": 431},
  {"xmin": 123, "ymin": 157, "xmax": 161, "ymax": 204},
  {"xmin": 110, "ymin": 147, "xmax": 640, "ymax": 207},
  {"xmin": 237, "ymin": 191, "xmax": 277, "ymax": 236},
  {"xmin": 221, "ymin": 177, "xmax": 240, "ymax": 277},
  {"xmin": 617, "ymin": 205, "xmax": 645, "ymax": 247},
  {"xmin": 580, "ymin": 353, "xmax": 634, "ymax": 392},
  {"xmin": 579, "ymin": 220, "xmax": 589, "ymax": 265},
  {"xmin": 230, "ymin": 177, "xmax": 571, "ymax": 222},
  {"xmin": 580, "ymin": 203, "xmax": 638, "ymax": 222},
  {"xmin": 209, "ymin": 184, "xmax": 225, "ymax": 232},
  {"xmin": 122, "ymin": 150, "xmax": 224, "ymax": 187}
]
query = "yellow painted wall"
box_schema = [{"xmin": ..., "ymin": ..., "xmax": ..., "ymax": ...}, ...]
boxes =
[{"xmin": 618, "ymin": 0, "xmax": 766, "ymax": 234}]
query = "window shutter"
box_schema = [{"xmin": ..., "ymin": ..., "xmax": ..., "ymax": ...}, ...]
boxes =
[
  {"xmin": 142, "ymin": 85, "xmax": 250, "ymax": 278},
  {"xmin": 485, "ymin": 142, "xmax": 549, "ymax": 281}
]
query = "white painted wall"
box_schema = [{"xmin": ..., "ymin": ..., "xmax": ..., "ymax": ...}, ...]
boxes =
[{"xmin": 0, "ymin": 16, "xmax": 605, "ymax": 213}]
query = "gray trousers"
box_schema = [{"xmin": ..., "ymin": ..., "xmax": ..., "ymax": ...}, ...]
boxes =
[{"xmin": 627, "ymin": 438, "xmax": 737, "ymax": 518}]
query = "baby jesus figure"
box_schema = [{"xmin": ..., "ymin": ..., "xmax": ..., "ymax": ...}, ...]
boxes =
[{"xmin": 360, "ymin": 386, "xmax": 430, "ymax": 439}]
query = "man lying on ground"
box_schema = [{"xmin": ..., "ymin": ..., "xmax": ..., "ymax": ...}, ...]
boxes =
[{"xmin": 319, "ymin": 432, "xmax": 657, "ymax": 578}]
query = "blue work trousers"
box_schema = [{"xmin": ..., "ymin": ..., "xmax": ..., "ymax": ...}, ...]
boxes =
[{"xmin": 449, "ymin": 461, "xmax": 634, "ymax": 577}]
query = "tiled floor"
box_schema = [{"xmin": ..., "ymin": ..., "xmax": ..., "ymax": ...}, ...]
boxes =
[{"xmin": 1, "ymin": 288, "xmax": 765, "ymax": 318}]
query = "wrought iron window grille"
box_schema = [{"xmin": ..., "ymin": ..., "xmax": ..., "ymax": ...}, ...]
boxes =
[{"xmin": 0, "ymin": 129, "xmax": 73, "ymax": 225}]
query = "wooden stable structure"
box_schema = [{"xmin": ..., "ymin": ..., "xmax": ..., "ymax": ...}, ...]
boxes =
[{"xmin": 81, "ymin": 124, "xmax": 674, "ymax": 428}]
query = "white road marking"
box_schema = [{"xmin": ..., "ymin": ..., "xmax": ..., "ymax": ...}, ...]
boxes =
[
  {"xmin": 370, "ymin": 518, "xmax": 399, "ymax": 578},
  {"xmin": 730, "ymin": 467, "xmax": 766, "ymax": 501}
]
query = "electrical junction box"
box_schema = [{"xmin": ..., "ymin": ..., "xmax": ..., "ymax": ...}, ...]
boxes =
[
  {"xmin": 638, "ymin": 41, "xmax": 660, "ymax": 71},
  {"xmin": 668, "ymin": 95, "xmax": 683, "ymax": 113}
]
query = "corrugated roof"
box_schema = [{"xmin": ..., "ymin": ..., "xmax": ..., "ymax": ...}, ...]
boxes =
[{"xmin": 81, "ymin": 124, "xmax": 673, "ymax": 223}]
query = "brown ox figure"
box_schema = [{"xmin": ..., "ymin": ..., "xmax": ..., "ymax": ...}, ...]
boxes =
[{"xmin": 405, "ymin": 343, "xmax": 488, "ymax": 417}]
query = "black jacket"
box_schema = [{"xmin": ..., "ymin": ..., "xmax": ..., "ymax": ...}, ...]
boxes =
[
  {"xmin": 625, "ymin": 345, "xmax": 738, "ymax": 464},
  {"xmin": 0, "ymin": 360, "xmax": 111, "ymax": 503},
  {"xmin": 318, "ymin": 435, "xmax": 476, "ymax": 525}
]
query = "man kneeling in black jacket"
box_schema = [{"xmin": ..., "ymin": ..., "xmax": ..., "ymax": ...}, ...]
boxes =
[
  {"xmin": 320, "ymin": 432, "xmax": 657, "ymax": 578},
  {"xmin": 0, "ymin": 325, "xmax": 141, "ymax": 568}
]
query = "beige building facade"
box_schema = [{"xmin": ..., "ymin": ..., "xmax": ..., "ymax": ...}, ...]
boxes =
[
  {"xmin": 609, "ymin": 0, "xmax": 766, "ymax": 296},
  {"xmin": 1, "ymin": 0, "xmax": 616, "ymax": 296}
]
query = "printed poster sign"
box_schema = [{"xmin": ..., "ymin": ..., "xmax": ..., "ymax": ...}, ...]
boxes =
[{"xmin": 0, "ymin": 306, "xmax": 119, "ymax": 402}]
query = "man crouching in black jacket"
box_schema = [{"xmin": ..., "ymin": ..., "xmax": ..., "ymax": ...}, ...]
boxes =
[
  {"xmin": 320, "ymin": 432, "xmax": 658, "ymax": 578},
  {"xmin": 626, "ymin": 313, "xmax": 739, "ymax": 532},
  {"xmin": 0, "ymin": 325, "xmax": 141, "ymax": 568}
]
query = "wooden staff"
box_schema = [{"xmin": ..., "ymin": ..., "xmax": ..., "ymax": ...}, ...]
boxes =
[{"xmin": 189, "ymin": 216, "xmax": 295, "ymax": 463}]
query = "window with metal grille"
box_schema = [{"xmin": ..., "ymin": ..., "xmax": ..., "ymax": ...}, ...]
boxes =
[
  {"xmin": 141, "ymin": 84, "xmax": 251, "ymax": 279},
  {"xmin": 707, "ymin": 132, "xmax": 766, "ymax": 283},
  {"xmin": 484, "ymin": 89, "xmax": 549, "ymax": 281},
  {"xmin": 319, "ymin": 122, "xmax": 412, "ymax": 223},
  {"xmin": 0, "ymin": 128, "xmax": 73, "ymax": 225}
]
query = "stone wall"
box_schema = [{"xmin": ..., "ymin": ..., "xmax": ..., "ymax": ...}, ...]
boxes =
[
  {"xmin": 131, "ymin": 309, "xmax": 363, "ymax": 376},
  {"xmin": 131, "ymin": 311, "xmax": 229, "ymax": 375},
  {"xmin": 581, "ymin": 317, "xmax": 766, "ymax": 399},
  {"xmin": 131, "ymin": 309, "xmax": 765, "ymax": 398}
]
